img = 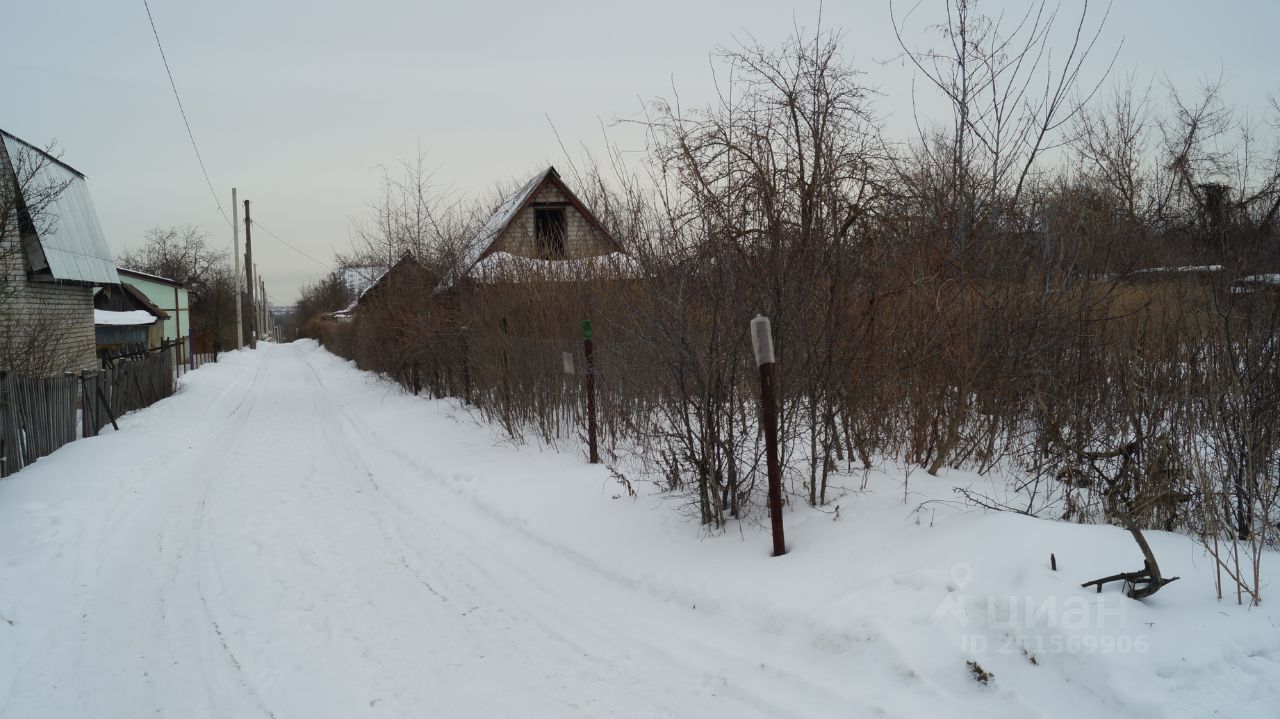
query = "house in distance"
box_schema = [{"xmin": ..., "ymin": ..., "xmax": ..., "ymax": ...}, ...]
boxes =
[{"xmin": 447, "ymin": 166, "xmax": 634, "ymax": 287}]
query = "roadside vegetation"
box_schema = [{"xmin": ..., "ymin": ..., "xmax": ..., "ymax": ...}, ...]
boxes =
[{"xmin": 295, "ymin": 2, "xmax": 1280, "ymax": 604}]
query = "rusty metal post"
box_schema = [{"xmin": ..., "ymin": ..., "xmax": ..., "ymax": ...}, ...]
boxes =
[
  {"xmin": 752, "ymin": 315, "xmax": 786, "ymax": 557},
  {"xmin": 460, "ymin": 326, "xmax": 471, "ymax": 405},
  {"xmin": 583, "ymin": 319, "xmax": 600, "ymax": 464},
  {"xmin": 500, "ymin": 317, "xmax": 511, "ymax": 415}
]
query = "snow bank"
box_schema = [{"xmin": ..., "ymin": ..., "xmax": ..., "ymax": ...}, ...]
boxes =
[
  {"xmin": 0, "ymin": 341, "xmax": 1275, "ymax": 718},
  {"xmin": 470, "ymin": 251, "xmax": 643, "ymax": 283}
]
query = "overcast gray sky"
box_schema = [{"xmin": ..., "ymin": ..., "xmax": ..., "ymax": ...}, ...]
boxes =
[{"xmin": 5, "ymin": 1, "xmax": 1278, "ymax": 302}]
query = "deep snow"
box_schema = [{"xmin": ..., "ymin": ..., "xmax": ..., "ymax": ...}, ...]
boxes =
[{"xmin": 0, "ymin": 340, "xmax": 1275, "ymax": 718}]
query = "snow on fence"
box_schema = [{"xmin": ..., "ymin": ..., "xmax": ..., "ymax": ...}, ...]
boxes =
[{"xmin": 0, "ymin": 372, "xmax": 80, "ymax": 478}]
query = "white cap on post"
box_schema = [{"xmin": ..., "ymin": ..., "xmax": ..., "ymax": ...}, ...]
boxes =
[{"xmin": 751, "ymin": 315, "xmax": 775, "ymax": 366}]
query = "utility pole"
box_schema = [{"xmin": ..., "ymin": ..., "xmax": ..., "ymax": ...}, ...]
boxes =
[
  {"xmin": 232, "ymin": 188, "xmax": 243, "ymax": 349},
  {"xmin": 258, "ymin": 271, "xmax": 267, "ymax": 342},
  {"xmin": 243, "ymin": 199, "xmax": 257, "ymax": 349}
]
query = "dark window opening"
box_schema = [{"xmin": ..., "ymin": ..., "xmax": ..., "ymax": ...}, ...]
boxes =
[{"xmin": 535, "ymin": 207, "xmax": 566, "ymax": 259}]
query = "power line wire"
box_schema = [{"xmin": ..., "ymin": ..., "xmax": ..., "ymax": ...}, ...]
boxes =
[
  {"xmin": 143, "ymin": 1, "xmax": 329, "ymax": 279},
  {"xmin": 142, "ymin": 0, "xmax": 232, "ymax": 229},
  {"xmin": 250, "ymin": 219, "xmax": 332, "ymax": 269}
]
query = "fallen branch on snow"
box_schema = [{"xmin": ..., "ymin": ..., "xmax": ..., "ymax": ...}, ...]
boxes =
[{"xmin": 1082, "ymin": 511, "xmax": 1180, "ymax": 599}]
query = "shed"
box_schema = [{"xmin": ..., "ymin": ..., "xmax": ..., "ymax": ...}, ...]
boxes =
[
  {"xmin": 115, "ymin": 267, "xmax": 191, "ymax": 362},
  {"xmin": 94, "ymin": 283, "xmax": 168, "ymax": 353}
]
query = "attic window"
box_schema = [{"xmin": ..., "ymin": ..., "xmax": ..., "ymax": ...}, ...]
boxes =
[{"xmin": 535, "ymin": 207, "xmax": 566, "ymax": 259}]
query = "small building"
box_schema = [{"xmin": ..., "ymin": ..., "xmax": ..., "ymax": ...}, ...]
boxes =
[
  {"xmin": 357, "ymin": 254, "xmax": 436, "ymax": 307},
  {"xmin": 0, "ymin": 129, "xmax": 121, "ymax": 375},
  {"xmin": 115, "ymin": 267, "xmax": 191, "ymax": 362},
  {"xmin": 445, "ymin": 166, "xmax": 633, "ymax": 288},
  {"xmin": 93, "ymin": 282, "xmax": 168, "ymax": 356}
]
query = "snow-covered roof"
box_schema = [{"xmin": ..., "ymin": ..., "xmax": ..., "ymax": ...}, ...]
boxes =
[
  {"xmin": 94, "ymin": 309, "xmax": 158, "ymax": 326},
  {"xmin": 435, "ymin": 168, "xmax": 555, "ymax": 291},
  {"xmin": 2, "ymin": 130, "xmax": 120, "ymax": 286},
  {"xmin": 351, "ymin": 254, "xmax": 428, "ymax": 308},
  {"xmin": 340, "ymin": 265, "xmax": 386, "ymax": 298},
  {"xmin": 1132, "ymin": 264, "xmax": 1224, "ymax": 274},
  {"xmin": 470, "ymin": 251, "xmax": 642, "ymax": 284},
  {"xmin": 1238, "ymin": 273, "xmax": 1280, "ymax": 285},
  {"xmin": 437, "ymin": 166, "xmax": 626, "ymax": 292},
  {"xmin": 462, "ymin": 168, "xmax": 556, "ymax": 273},
  {"xmin": 357, "ymin": 267, "xmax": 393, "ymax": 303}
]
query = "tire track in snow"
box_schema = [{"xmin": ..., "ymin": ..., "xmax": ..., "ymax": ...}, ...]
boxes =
[
  {"xmin": 297, "ymin": 352, "xmax": 454, "ymax": 604},
  {"xmin": 101, "ymin": 353, "xmax": 275, "ymax": 717},
  {"xmin": 163, "ymin": 354, "xmax": 280, "ymax": 718},
  {"xmin": 294, "ymin": 347, "xmax": 855, "ymax": 718},
  {"xmin": 0, "ymin": 353, "xmax": 275, "ymax": 718}
]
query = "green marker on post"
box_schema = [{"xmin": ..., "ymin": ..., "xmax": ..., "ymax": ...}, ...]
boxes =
[{"xmin": 582, "ymin": 319, "xmax": 593, "ymax": 340}]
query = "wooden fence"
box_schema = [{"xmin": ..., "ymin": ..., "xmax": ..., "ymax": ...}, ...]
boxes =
[
  {"xmin": 0, "ymin": 372, "xmax": 80, "ymax": 478},
  {"xmin": 180, "ymin": 351, "xmax": 216, "ymax": 378},
  {"xmin": 0, "ymin": 349, "xmax": 180, "ymax": 477},
  {"xmin": 83, "ymin": 351, "xmax": 175, "ymax": 438}
]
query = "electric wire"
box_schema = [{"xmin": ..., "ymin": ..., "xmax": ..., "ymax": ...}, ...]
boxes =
[
  {"xmin": 142, "ymin": 0, "xmax": 232, "ymax": 229},
  {"xmin": 249, "ymin": 219, "xmax": 331, "ymax": 269},
  {"xmin": 143, "ymin": 1, "xmax": 330, "ymax": 282}
]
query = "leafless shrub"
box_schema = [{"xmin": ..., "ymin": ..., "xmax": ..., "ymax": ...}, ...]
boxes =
[{"xmin": 312, "ymin": 6, "xmax": 1280, "ymax": 600}]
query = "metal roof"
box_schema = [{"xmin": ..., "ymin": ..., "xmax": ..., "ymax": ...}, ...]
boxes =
[
  {"xmin": 2, "ymin": 131, "xmax": 119, "ymax": 285},
  {"xmin": 116, "ymin": 267, "xmax": 185, "ymax": 288}
]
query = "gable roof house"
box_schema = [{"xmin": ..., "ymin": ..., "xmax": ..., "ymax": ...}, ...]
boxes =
[
  {"xmin": 0, "ymin": 130, "xmax": 120, "ymax": 376},
  {"xmin": 444, "ymin": 166, "xmax": 635, "ymax": 289},
  {"xmin": 314, "ymin": 169, "xmax": 641, "ymax": 396}
]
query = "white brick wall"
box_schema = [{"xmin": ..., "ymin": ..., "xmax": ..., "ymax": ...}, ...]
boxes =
[
  {"xmin": 495, "ymin": 184, "xmax": 615, "ymax": 260},
  {"xmin": 0, "ymin": 213, "xmax": 98, "ymax": 376}
]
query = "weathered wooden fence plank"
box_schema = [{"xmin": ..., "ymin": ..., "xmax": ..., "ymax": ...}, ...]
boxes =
[{"xmin": 2, "ymin": 351, "xmax": 176, "ymax": 477}]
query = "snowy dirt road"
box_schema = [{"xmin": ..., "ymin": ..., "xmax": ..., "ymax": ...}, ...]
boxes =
[
  {"xmin": 0, "ymin": 343, "xmax": 862, "ymax": 718},
  {"xmin": 2, "ymin": 341, "xmax": 1277, "ymax": 718}
]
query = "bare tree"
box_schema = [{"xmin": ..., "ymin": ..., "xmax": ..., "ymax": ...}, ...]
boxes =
[
  {"xmin": 118, "ymin": 225, "xmax": 237, "ymax": 346},
  {"xmin": 0, "ymin": 137, "xmax": 84, "ymax": 375},
  {"xmin": 892, "ymin": 0, "xmax": 1115, "ymax": 254},
  {"xmin": 342, "ymin": 151, "xmax": 476, "ymax": 281}
]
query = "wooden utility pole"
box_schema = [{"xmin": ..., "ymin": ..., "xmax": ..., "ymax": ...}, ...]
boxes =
[
  {"xmin": 232, "ymin": 188, "xmax": 243, "ymax": 348},
  {"xmin": 173, "ymin": 285, "xmax": 184, "ymax": 370},
  {"xmin": 752, "ymin": 315, "xmax": 786, "ymax": 557},
  {"xmin": 258, "ymin": 272, "xmax": 267, "ymax": 342},
  {"xmin": 583, "ymin": 319, "xmax": 600, "ymax": 464},
  {"xmin": 243, "ymin": 199, "xmax": 256, "ymax": 349}
]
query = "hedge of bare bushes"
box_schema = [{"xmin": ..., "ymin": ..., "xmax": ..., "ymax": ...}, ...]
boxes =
[{"xmin": 301, "ymin": 8, "xmax": 1280, "ymax": 603}]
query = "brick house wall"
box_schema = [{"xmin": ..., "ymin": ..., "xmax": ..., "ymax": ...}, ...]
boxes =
[
  {"xmin": 494, "ymin": 184, "xmax": 614, "ymax": 260},
  {"xmin": 0, "ymin": 212, "xmax": 98, "ymax": 376}
]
